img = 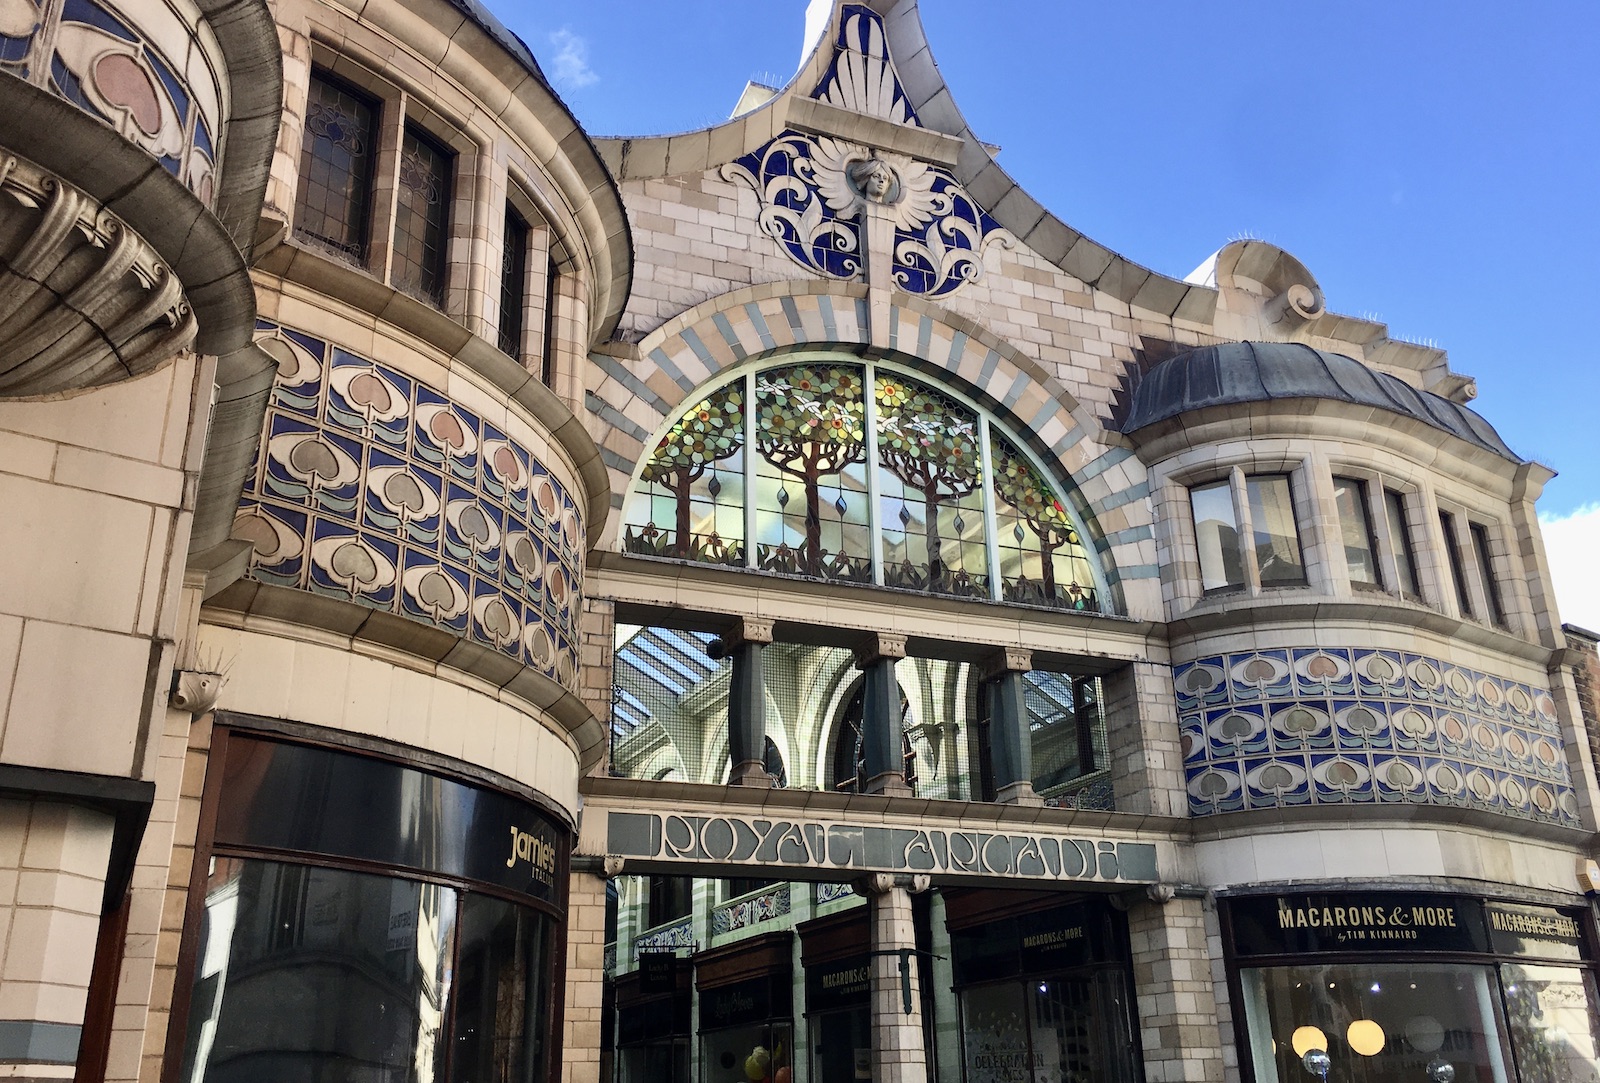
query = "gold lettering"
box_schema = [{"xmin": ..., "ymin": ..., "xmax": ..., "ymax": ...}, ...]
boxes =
[{"xmin": 507, "ymin": 825, "xmax": 520, "ymax": 867}]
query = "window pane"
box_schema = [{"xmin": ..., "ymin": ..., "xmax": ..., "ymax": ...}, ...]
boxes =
[
  {"xmin": 499, "ymin": 205, "xmax": 528, "ymax": 357},
  {"xmin": 450, "ymin": 895, "xmax": 555, "ymax": 1083},
  {"xmin": 1333, "ymin": 477, "xmax": 1381, "ymax": 588},
  {"xmin": 622, "ymin": 386, "xmax": 746, "ymax": 566},
  {"xmin": 393, "ymin": 126, "xmax": 451, "ymax": 304},
  {"xmin": 960, "ymin": 980, "xmax": 1030, "ymax": 1081},
  {"xmin": 1501, "ymin": 963, "xmax": 1600, "ymax": 1083},
  {"xmin": 610, "ymin": 625, "xmax": 729, "ymax": 781},
  {"xmin": 1025, "ymin": 672, "xmax": 1111, "ymax": 808},
  {"xmin": 1031, "ymin": 972, "xmax": 1142, "ymax": 1083},
  {"xmin": 180, "ymin": 858, "xmax": 456, "ymax": 1083},
  {"xmin": 875, "ymin": 372, "xmax": 987, "ymax": 598},
  {"xmin": 1241, "ymin": 962, "xmax": 1515, "ymax": 1083},
  {"xmin": 1247, "ymin": 474, "xmax": 1305, "ymax": 586},
  {"xmin": 752, "ymin": 365, "xmax": 871, "ymax": 582},
  {"xmin": 1470, "ymin": 523, "xmax": 1507, "ymax": 627},
  {"xmin": 991, "ymin": 436, "xmax": 1097, "ymax": 610},
  {"xmin": 1190, "ymin": 480, "xmax": 1243, "ymax": 592},
  {"xmin": 1384, "ymin": 490, "xmax": 1420, "ymax": 597},
  {"xmin": 296, "ymin": 74, "xmax": 376, "ymax": 259}
]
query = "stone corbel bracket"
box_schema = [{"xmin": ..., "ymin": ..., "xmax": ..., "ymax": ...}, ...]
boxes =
[{"xmin": 0, "ymin": 154, "xmax": 197, "ymax": 397}]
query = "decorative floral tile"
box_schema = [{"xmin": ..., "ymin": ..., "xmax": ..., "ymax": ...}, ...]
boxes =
[
  {"xmin": 1173, "ymin": 649, "xmax": 1577, "ymax": 827},
  {"xmin": 236, "ymin": 320, "xmax": 584, "ymax": 690}
]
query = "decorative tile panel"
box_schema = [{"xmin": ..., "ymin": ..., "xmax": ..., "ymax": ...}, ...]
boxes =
[
  {"xmin": 711, "ymin": 883, "xmax": 791, "ymax": 936},
  {"xmin": 3, "ymin": 0, "xmax": 224, "ymax": 203},
  {"xmin": 815, "ymin": 880, "xmax": 857, "ymax": 906},
  {"xmin": 235, "ymin": 321, "xmax": 584, "ymax": 690},
  {"xmin": 632, "ymin": 917, "xmax": 692, "ymax": 962},
  {"xmin": 720, "ymin": 5, "xmax": 1011, "ymax": 297},
  {"xmin": 1177, "ymin": 648, "xmax": 1579, "ymax": 827}
]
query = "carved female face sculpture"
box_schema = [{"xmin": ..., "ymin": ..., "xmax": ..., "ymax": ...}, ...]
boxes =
[{"xmin": 850, "ymin": 158, "xmax": 896, "ymax": 203}]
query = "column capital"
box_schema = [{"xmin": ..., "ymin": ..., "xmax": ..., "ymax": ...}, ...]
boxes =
[
  {"xmin": 719, "ymin": 616, "xmax": 774, "ymax": 648},
  {"xmin": 975, "ymin": 647, "xmax": 1033, "ymax": 683},
  {"xmin": 853, "ymin": 632, "xmax": 907, "ymax": 667},
  {"xmin": 853, "ymin": 872, "xmax": 932, "ymax": 897}
]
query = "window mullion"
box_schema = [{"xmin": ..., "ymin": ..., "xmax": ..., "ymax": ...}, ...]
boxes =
[
  {"xmin": 744, "ymin": 369, "xmax": 757, "ymax": 570},
  {"xmin": 865, "ymin": 362, "xmax": 884, "ymax": 587},
  {"xmin": 979, "ymin": 414, "xmax": 1001, "ymax": 601}
]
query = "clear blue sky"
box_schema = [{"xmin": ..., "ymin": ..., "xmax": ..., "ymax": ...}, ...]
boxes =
[{"xmin": 505, "ymin": 0, "xmax": 1600, "ymax": 520}]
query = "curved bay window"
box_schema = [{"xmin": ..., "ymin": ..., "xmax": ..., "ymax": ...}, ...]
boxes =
[
  {"xmin": 174, "ymin": 728, "xmax": 568, "ymax": 1083},
  {"xmin": 623, "ymin": 359, "xmax": 1102, "ymax": 611}
]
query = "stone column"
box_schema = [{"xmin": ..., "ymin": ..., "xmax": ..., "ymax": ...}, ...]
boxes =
[
  {"xmin": 562, "ymin": 860, "xmax": 613, "ymax": 1083},
  {"xmin": 1102, "ymin": 661, "xmax": 1187, "ymax": 817},
  {"xmin": 0, "ymin": 799, "xmax": 116, "ymax": 1079},
  {"xmin": 854, "ymin": 633, "xmax": 909, "ymax": 796},
  {"xmin": 861, "ymin": 873, "xmax": 930, "ymax": 1083},
  {"xmin": 722, "ymin": 618, "xmax": 774, "ymax": 786},
  {"xmin": 1127, "ymin": 893, "xmax": 1224, "ymax": 1083},
  {"xmin": 977, "ymin": 648, "xmax": 1040, "ymax": 805}
]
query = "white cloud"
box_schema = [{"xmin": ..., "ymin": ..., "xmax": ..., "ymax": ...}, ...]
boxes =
[
  {"xmin": 548, "ymin": 28, "xmax": 598, "ymax": 90},
  {"xmin": 1540, "ymin": 503, "xmax": 1600, "ymax": 633}
]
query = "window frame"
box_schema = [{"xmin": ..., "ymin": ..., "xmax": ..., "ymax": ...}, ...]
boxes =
[
  {"xmin": 1189, "ymin": 477, "xmax": 1246, "ymax": 595},
  {"xmin": 1181, "ymin": 467, "xmax": 1309, "ymax": 598},
  {"xmin": 1331, "ymin": 475, "xmax": 1384, "ymax": 592},
  {"xmin": 1469, "ymin": 519, "xmax": 1509, "ymax": 629},
  {"xmin": 499, "ymin": 201, "xmax": 530, "ymax": 357},
  {"xmin": 1438, "ymin": 508, "xmax": 1476, "ymax": 619},
  {"xmin": 390, "ymin": 120, "xmax": 455, "ymax": 306},
  {"xmin": 294, "ymin": 68, "xmax": 380, "ymax": 262},
  {"xmin": 1380, "ymin": 486, "xmax": 1423, "ymax": 601},
  {"xmin": 1243, "ymin": 472, "xmax": 1308, "ymax": 588}
]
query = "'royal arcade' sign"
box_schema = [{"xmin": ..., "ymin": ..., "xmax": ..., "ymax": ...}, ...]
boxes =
[{"xmin": 603, "ymin": 811, "xmax": 1159, "ymax": 886}]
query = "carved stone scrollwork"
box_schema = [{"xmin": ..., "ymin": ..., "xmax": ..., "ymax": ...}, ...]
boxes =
[{"xmin": 0, "ymin": 153, "xmax": 196, "ymax": 396}]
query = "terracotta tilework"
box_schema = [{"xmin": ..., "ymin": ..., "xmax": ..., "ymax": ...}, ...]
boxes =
[
  {"xmin": 1177, "ymin": 648, "xmax": 1578, "ymax": 826},
  {"xmin": 236, "ymin": 320, "xmax": 583, "ymax": 689}
]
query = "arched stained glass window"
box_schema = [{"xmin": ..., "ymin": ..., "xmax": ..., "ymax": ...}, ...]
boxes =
[{"xmin": 622, "ymin": 359, "xmax": 1103, "ymax": 611}]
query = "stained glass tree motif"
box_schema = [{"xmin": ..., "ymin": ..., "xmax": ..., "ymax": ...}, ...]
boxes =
[
  {"xmin": 875, "ymin": 373, "xmax": 986, "ymax": 596},
  {"xmin": 991, "ymin": 436, "xmax": 1097, "ymax": 610},
  {"xmin": 623, "ymin": 383, "xmax": 745, "ymax": 565},
  {"xmin": 753, "ymin": 365, "xmax": 870, "ymax": 580}
]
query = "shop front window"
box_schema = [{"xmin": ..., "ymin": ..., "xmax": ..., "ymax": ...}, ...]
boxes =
[
  {"xmin": 1228, "ymin": 893, "xmax": 1600, "ymax": 1083},
  {"xmin": 176, "ymin": 730, "xmax": 568, "ymax": 1083},
  {"xmin": 1242, "ymin": 962, "xmax": 1514, "ymax": 1083},
  {"xmin": 701, "ymin": 1022, "xmax": 792, "ymax": 1083},
  {"xmin": 1501, "ymin": 964, "xmax": 1600, "ymax": 1083},
  {"xmin": 950, "ymin": 897, "xmax": 1140, "ymax": 1083}
]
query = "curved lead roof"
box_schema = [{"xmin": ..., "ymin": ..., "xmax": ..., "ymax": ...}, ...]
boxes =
[{"xmin": 1120, "ymin": 341, "xmax": 1519, "ymax": 462}]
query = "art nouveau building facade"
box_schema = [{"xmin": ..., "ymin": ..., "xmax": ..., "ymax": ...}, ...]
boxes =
[{"xmin": 0, "ymin": 0, "xmax": 1594, "ymax": 1082}]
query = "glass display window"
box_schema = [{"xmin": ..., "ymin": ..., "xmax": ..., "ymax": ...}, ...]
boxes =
[
  {"xmin": 1242, "ymin": 962, "xmax": 1515, "ymax": 1083},
  {"xmin": 701, "ymin": 1023, "xmax": 793, "ymax": 1083},
  {"xmin": 174, "ymin": 727, "xmax": 569, "ymax": 1083},
  {"xmin": 1226, "ymin": 892, "xmax": 1600, "ymax": 1083}
]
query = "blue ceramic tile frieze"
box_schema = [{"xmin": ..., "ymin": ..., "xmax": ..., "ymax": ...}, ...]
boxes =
[
  {"xmin": 1176, "ymin": 647, "xmax": 1578, "ymax": 826},
  {"xmin": 234, "ymin": 321, "xmax": 583, "ymax": 691}
]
